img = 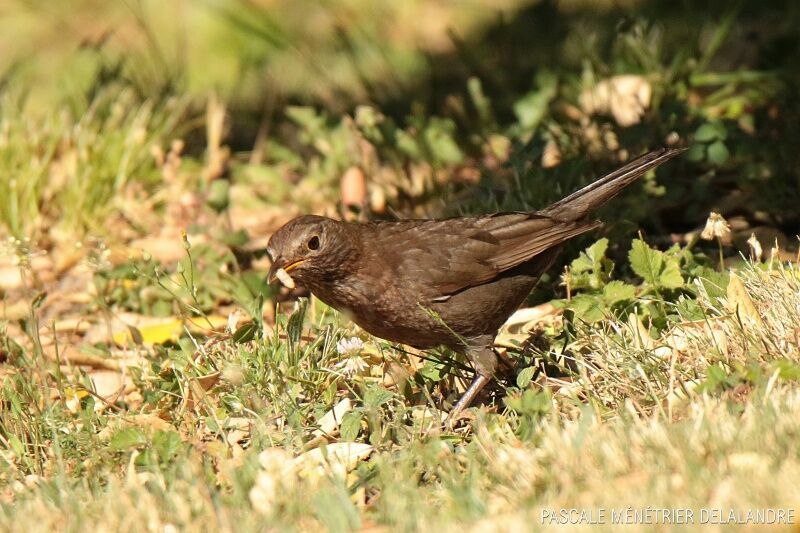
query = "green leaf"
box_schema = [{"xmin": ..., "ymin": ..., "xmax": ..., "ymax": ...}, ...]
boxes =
[
  {"xmin": 205, "ymin": 415, "xmax": 220, "ymax": 432},
  {"xmin": 676, "ymin": 297, "xmax": 706, "ymax": 321},
  {"xmin": 423, "ymin": 118, "xmax": 464, "ymax": 165},
  {"xmin": 206, "ymin": 179, "xmax": 230, "ymax": 212},
  {"xmin": 629, "ymin": 239, "xmax": 663, "ymax": 286},
  {"xmin": 602, "ymin": 281, "xmax": 636, "ymax": 305},
  {"xmin": 250, "ymin": 293, "xmax": 265, "ymax": 328},
  {"xmin": 110, "ymin": 427, "xmax": 147, "ymax": 451},
  {"xmin": 235, "ymin": 164, "xmax": 292, "ymax": 203},
  {"xmin": 700, "ymin": 364, "xmax": 740, "ymax": 392},
  {"xmin": 658, "ymin": 259, "xmax": 684, "ymax": 289},
  {"xmin": 513, "ymin": 71, "xmax": 558, "ymax": 131},
  {"xmin": 395, "ymin": 130, "xmax": 421, "ymax": 158},
  {"xmin": 354, "ymin": 105, "xmax": 380, "ymax": 127},
  {"xmin": 629, "ymin": 239, "xmax": 683, "ymax": 289},
  {"xmin": 467, "ymin": 77, "xmax": 492, "ymax": 124},
  {"xmin": 286, "ymin": 106, "xmax": 325, "ymax": 136},
  {"xmin": 364, "ymin": 386, "xmax": 393, "ymax": 408},
  {"xmin": 567, "ymin": 294, "xmax": 605, "ymax": 323},
  {"xmin": 504, "ymin": 389, "xmax": 551, "ymax": 415},
  {"xmin": 706, "ymin": 140, "xmax": 730, "ymax": 165},
  {"xmin": 694, "ymin": 122, "xmax": 723, "ymax": 142},
  {"xmin": 685, "ymin": 143, "xmax": 706, "ymax": 162},
  {"xmin": 570, "ymin": 238, "xmax": 609, "ymax": 273},
  {"xmin": 774, "ymin": 360, "xmax": 800, "ymax": 381},
  {"xmin": 696, "ymin": 267, "xmax": 730, "ymax": 299},
  {"xmin": 152, "ymin": 430, "xmax": 182, "ymax": 462},
  {"xmin": 286, "ymin": 298, "xmax": 308, "ymax": 346},
  {"xmin": 418, "ymin": 360, "xmax": 448, "ymax": 381},
  {"xmin": 516, "ymin": 366, "xmax": 537, "ymax": 388},
  {"xmin": 221, "ymin": 229, "xmax": 249, "ymax": 248},
  {"xmin": 7, "ymin": 435, "xmax": 25, "ymax": 457},
  {"xmin": 238, "ymin": 272, "xmax": 272, "ymax": 301},
  {"xmin": 340, "ymin": 410, "xmax": 363, "ymax": 441},
  {"xmin": 232, "ymin": 322, "xmax": 258, "ymax": 344},
  {"xmin": 568, "ymin": 238, "xmax": 612, "ymax": 290},
  {"xmin": 31, "ymin": 291, "xmax": 48, "ymax": 310}
]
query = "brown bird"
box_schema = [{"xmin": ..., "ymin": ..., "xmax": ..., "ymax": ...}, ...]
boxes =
[{"xmin": 267, "ymin": 147, "xmax": 684, "ymax": 417}]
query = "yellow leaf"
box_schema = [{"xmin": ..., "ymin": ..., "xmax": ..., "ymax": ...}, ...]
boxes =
[
  {"xmin": 726, "ymin": 273, "xmax": 762, "ymax": 327},
  {"xmin": 112, "ymin": 315, "xmax": 230, "ymax": 347},
  {"xmin": 113, "ymin": 319, "xmax": 182, "ymax": 346},
  {"xmin": 64, "ymin": 386, "xmax": 89, "ymax": 400}
]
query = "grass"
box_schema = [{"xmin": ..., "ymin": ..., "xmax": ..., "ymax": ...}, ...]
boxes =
[
  {"xmin": 1, "ymin": 246, "xmax": 798, "ymax": 530},
  {"xmin": 1, "ymin": 1, "xmax": 800, "ymax": 531}
]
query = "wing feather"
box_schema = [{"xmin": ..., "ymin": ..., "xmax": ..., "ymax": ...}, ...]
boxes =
[{"xmin": 366, "ymin": 214, "xmax": 600, "ymax": 297}]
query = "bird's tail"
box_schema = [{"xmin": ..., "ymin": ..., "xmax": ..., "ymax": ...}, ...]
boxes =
[{"xmin": 542, "ymin": 147, "xmax": 686, "ymax": 221}]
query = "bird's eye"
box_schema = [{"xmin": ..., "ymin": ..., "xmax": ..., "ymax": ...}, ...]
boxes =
[{"xmin": 307, "ymin": 235, "xmax": 320, "ymax": 251}]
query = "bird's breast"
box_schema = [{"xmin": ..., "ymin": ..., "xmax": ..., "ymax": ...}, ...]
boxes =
[{"xmin": 303, "ymin": 273, "xmax": 449, "ymax": 348}]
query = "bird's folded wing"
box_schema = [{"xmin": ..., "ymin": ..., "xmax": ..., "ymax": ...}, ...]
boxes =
[{"xmin": 376, "ymin": 214, "xmax": 600, "ymax": 297}]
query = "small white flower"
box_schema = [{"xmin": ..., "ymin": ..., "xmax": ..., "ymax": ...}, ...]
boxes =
[
  {"xmin": 700, "ymin": 212, "xmax": 731, "ymax": 240},
  {"xmin": 334, "ymin": 355, "xmax": 369, "ymax": 377},
  {"xmin": 336, "ymin": 336, "xmax": 364, "ymax": 355},
  {"xmin": 333, "ymin": 337, "xmax": 368, "ymax": 376}
]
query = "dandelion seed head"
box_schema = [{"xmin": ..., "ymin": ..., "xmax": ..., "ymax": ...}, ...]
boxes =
[{"xmin": 700, "ymin": 212, "xmax": 731, "ymax": 241}]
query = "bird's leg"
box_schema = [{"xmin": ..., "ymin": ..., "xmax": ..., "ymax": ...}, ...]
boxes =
[
  {"xmin": 447, "ymin": 336, "xmax": 497, "ymax": 422},
  {"xmin": 449, "ymin": 373, "xmax": 492, "ymax": 420}
]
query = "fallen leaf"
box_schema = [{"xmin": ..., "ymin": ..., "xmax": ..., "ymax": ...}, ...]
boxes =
[
  {"xmin": 43, "ymin": 344, "xmax": 122, "ymax": 370},
  {"xmin": 502, "ymin": 303, "xmax": 559, "ymax": 332},
  {"xmin": 654, "ymin": 318, "xmax": 729, "ymax": 360},
  {"xmin": 127, "ymin": 233, "xmax": 208, "ymax": 264},
  {"xmin": 313, "ymin": 397, "xmax": 353, "ymax": 437},
  {"xmin": 1, "ymin": 299, "xmax": 29, "ymax": 320},
  {"xmin": 113, "ymin": 319, "xmax": 183, "ymax": 346},
  {"xmin": 341, "ymin": 167, "xmax": 366, "ymax": 208},
  {"xmin": 580, "ymin": 75, "xmax": 652, "ymax": 127},
  {"xmin": 194, "ymin": 372, "xmax": 221, "ymax": 391},
  {"xmin": 294, "ymin": 442, "xmax": 373, "ymax": 481},
  {"xmin": 184, "ymin": 373, "xmax": 221, "ymax": 412},
  {"xmin": 541, "ymin": 140, "xmax": 561, "ymax": 168},
  {"xmin": 726, "ymin": 273, "xmax": 763, "ymax": 327},
  {"xmin": 104, "ymin": 314, "xmax": 229, "ymax": 347},
  {"xmin": 496, "ymin": 303, "xmax": 560, "ymax": 347},
  {"xmin": 0, "ymin": 264, "xmax": 23, "ymax": 291},
  {"xmin": 224, "ymin": 417, "xmax": 253, "ymax": 446},
  {"xmin": 63, "ymin": 386, "xmax": 90, "ymax": 413},
  {"xmin": 98, "ymin": 413, "xmax": 177, "ymax": 441},
  {"xmin": 89, "ymin": 370, "xmax": 133, "ymax": 400}
]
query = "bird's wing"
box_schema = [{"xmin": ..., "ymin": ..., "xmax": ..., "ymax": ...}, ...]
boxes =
[{"xmin": 370, "ymin": 214, "xmax": 599, "ymax": 297}]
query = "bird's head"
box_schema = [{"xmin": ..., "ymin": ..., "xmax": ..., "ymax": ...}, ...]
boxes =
[{"xmin": 266, "ymin": 215, "xmax": 356, "ymax": 287}]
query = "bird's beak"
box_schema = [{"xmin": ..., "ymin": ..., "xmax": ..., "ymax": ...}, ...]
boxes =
[{"xmin": 267, "ymin": 258, "xmax": 305, "ymax": 284}]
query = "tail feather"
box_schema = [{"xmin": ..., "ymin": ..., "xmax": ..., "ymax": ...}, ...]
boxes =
[{"xmin": 542, "ymin": 147, "xmax": 686, "ymax": 222}]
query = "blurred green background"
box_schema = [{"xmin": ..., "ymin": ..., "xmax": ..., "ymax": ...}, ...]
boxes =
[{"xmin": 1, "ymin": 0, "xmax": 799, "ymax": 246}]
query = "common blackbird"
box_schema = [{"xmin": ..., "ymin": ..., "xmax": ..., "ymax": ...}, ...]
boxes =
[{"xmin": 267, "ymin": 147, "xmax": 684, "ymax": 417}]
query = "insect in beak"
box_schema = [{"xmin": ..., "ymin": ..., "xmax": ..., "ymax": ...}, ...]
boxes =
[{"xmin": 267, "ymin": 259, "xmax": 305, "ymax": 286}]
